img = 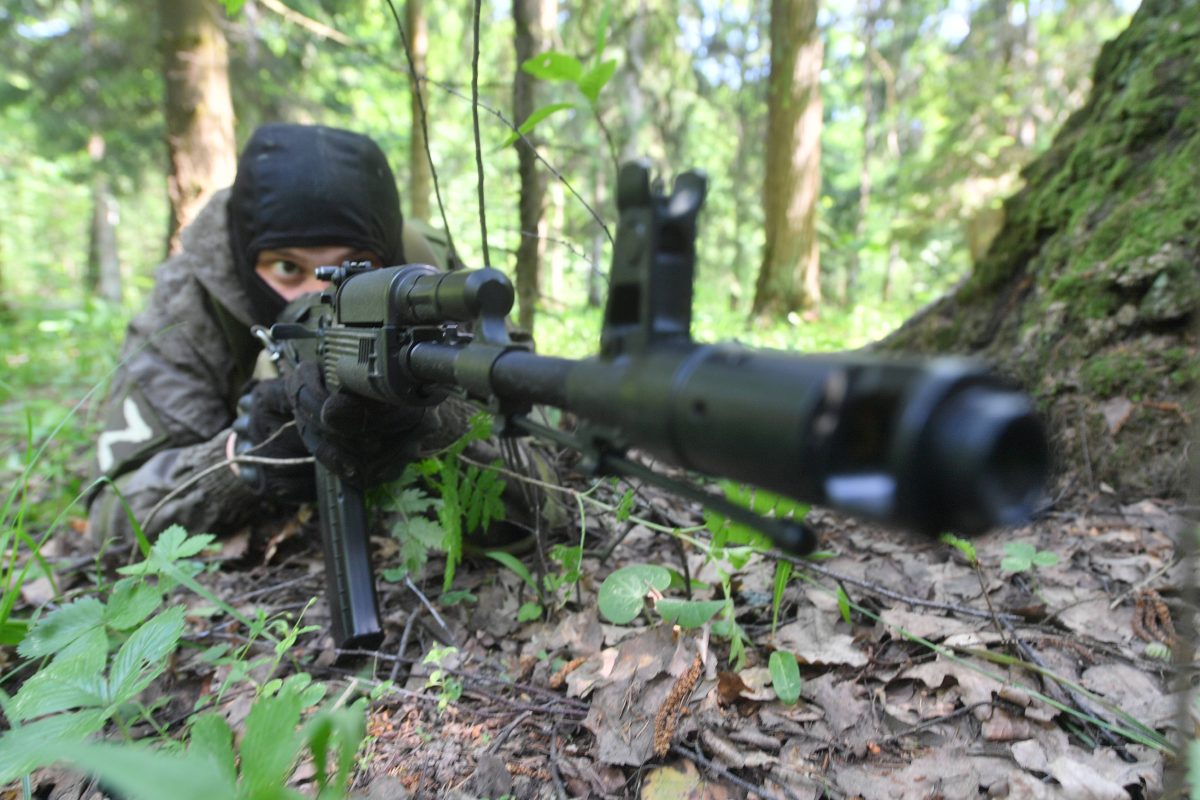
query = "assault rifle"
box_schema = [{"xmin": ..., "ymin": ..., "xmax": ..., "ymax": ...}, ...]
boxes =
[{"xmin": 257, "ymin": 160, "xmax": 1049, "ymax": 652}]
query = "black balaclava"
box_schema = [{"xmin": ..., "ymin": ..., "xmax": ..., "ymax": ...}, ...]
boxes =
[{"xmin": 228, "ymin": 123, "xmax": 405, "ymax": 324}]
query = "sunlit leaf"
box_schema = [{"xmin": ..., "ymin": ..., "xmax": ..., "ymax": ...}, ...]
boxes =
[
  {"xmin": 597, "ymin": 564, "xmax": 671, "ymax": 624},
  {"xmin": 769, "ymin": 651, "xmax": 802, "ymax": 705},
  {"xmin": 578, "ymin": 59, "xmax": 618, "ymax": 104},
  {"xmin": 501, "ymin": 102, "xmax": 574, "ymax": 148},
  {"xmin": 521, "ymin": 51, "xmax": 583, "ymax": 83},
  {"xmin": 655, "ymin": 598, "xmax": 725, "ymax": 629}
]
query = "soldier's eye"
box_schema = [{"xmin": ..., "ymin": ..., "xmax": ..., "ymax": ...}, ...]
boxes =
[{"xmin": 269, "ymin": 260, "xmax": 302, "ymax": 279}]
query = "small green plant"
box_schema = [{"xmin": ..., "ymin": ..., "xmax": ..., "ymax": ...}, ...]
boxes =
[
  {"xmin": 768, "ymin": 651, "xmax": 802, "ymax": 705},
  {"xmin": 422, "ymin": 645, "xmax": 463, "ymax": 713},
  {"xmin": 1000, "ymin": 541, "xmax": 1059, "ymax": 574},
  {"xmin": 379, "ymin": 412, "xmax": 507, "ymax": 592},
  {"xmin": 939, "ymin": 532, "xmax": 979, "ymax": 566}
]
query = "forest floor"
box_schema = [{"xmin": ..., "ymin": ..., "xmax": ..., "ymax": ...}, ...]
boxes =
[{"xmin": 8, "ymin": 479, "xmax": 1195, "ymax": 800}]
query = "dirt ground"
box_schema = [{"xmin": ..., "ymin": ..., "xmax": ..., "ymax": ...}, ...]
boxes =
[{"xmin": 11, "ymin": 481, "xmax": 1196, "ymax": 800}]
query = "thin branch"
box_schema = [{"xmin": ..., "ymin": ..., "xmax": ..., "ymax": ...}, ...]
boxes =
[
  {"xmin": 777, "ymin": 554, "xmax": 1026, "ymax": 624},
  {"xmin": 470, "ymin": 0, "xmax": 490, "ymax": 267},
  {"xmin": 258, "ymin": 0, "xmax": 353, "ymax": 45},
  {"xmin": 426, "ymin": 79, "xmax": 612, "ymax": 245}
]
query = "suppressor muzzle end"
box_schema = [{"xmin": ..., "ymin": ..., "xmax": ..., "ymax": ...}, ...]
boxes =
[{"xmin": 927, "ymin": 386, "xmax": 1049, "ymax": 535}]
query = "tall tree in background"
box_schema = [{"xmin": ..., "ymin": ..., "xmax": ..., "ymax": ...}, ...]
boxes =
[
  {"xmin": 159, "ymin": 0, "xmax": 236, "ymax": 255},
  {"xmin": 512, "ymin": 0, "xmax": 554, "ymax": 331},
  {"xmin": 81, "ymin": 0, "xmax": 121, "ymax": 302},
  {"xmin": 406, "ymin": 0, "xmax": 432, "ymax": 221},
  {"xmin": 753, "ymin": 0, "xmax": 823, "ymax": 316}
]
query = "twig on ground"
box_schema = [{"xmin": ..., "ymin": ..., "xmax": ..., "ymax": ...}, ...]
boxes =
[
  {"xmin": 388, "ymin": 605, "xmax": 424, "ymax": 683},
  {"xmin": 874, "ymin": 701, "xmax": 990, "ymax": 747},
  {"xmin": 671, "ymin": 741, "xmax": 793, "ymax": 800},
  {"xmin": 549, "ymin": 720, "xmax": 569, "ymax": 800},
  {"xmin": 231, "ymin": 572, "xmax": 320, "ymax": 604},
  {"xmin": 405, "ymin": 575, "xmax": 457, "ymax": 645},
  {"xmin": 486, "ymin": 709, "xmax": 533, "ymax": 754},
  {"xmin": 778, "ymin": 555, "xmax": 1025, "ymax": 623}
]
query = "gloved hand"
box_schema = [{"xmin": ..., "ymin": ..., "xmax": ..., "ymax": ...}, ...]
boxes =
[
  {"xmin": 232, "ymin": 379, "xmax": 317, "ymax": 503},
  {"xmin": 285, "ymin": 361, "xmax": 429, "ymax": 489}
]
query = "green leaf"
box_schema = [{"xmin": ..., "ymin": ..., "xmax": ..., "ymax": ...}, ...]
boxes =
[
  {"xmin": 53, "ymin": 626, "xmax": 109, "ymax": 674},
  {"xmin": 578, "ymin": 59, "xmax": 618, "ymax": 104},
  {"xmin": 221, "ymin": 0, "xmax": 246, "ymax": 14},
  {"xmin": 615, "ymin": 488, "xmax": 636, "ymax": 523},
  {"xmin": 1000, "ymin": 541, "xmax": 1036, "ymax": 573},
  {"xmin": 521, "ymin": 51, "xmax": 584, "ymax": 83},
  {"xmin": 239, "ymin": 688, "xmax": 303, "ymax": 797},
  {"xmin": 104, "ymin": 578, "xmax": 162, "ymax": 631},
  {"xmin": 594, "ymin": 0, "xmax": 611, "ymax": 58},
  {"xmin": 597, "ymin": 565, "xmax": 671, "ymax": 625},
  {"xmin": 187, "ymin": 714, "xmax": 236, "ymax": 787},
  {"xmin": 0, "ymin": 619, "xmax": 28, "ymax": 646},
  {"xmin": 0, "ymin": 709, "xmax": 107, "ymax": 784},
  {"xmin": 501, "ymin": 102, "xmax": 575, "ymax": 148},
  {"xmin": 152, "ymin": 525, "xmax": 214, "ymax": 562},
  {"xmin": 56, "ymin": 741, "xmax": 238, "ymax": 800},
  {"xmin": 836, "ymin": 585, "xmax": 853, "ymax": 625},
  {"xmin": 108, "ymin": 607, "xmax": 185, "ymax": 705},
  {"xmin": 1000, "ymin": 556, "xmax": 1030, "ymax": 573},
  {"xmin": 1003, "ymin": 541, "xmax": 1036, "ymax": 561},
  {"xmin": 655, "ymin": 599, "xmax": 726, "ymax": 629},
  {"xmin": 769, "ymin": 651, "xmax": 802, "ymax": 705},
  {"xmin": 17, "ymin": 597, "xmax": 104, "ymax": 658},
  {"xmin": 1032, "ymin": 551, "xmax": 1060, "ymax": 568},
  {"xmin": 939, "ymin": 532, "xmax": 977, "ymax": 565},
  {"xmin": 439, "ymin": 590, "xmax": 477, "ymax": 607},
  {"xmin": 771, "ymin": 561, "xmax": 792, "ymax": 634},
  {"xmin": 517, "ymin": 602, "xmax": 543, "ymax": 622},
  {"xmin": 10, "ymin": 655, "xmax": 108, "ymax": 721},
  {"xmin": 484, "ymin": 551, "xmax": 537, "ymax": 592}
]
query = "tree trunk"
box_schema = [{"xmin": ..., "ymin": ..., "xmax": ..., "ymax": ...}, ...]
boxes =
[
  {"xmin": 159, "ymin": 0, "xmax": 236, "ymax": 256},
  {"xmin": 406, "ymin": 0, "xmax": 432, "ymax": 221},
  {"xmin": 753, "ymin": 0, "xmax": 823, "ymax": 317},
  {"xmin": 884, "ymin": 0, "xmax": 1199, "ymax": 500},
  {"xmin": 512, "ymin": 0, "xmax": 553, "ymax": 332},
  {"xmin": 87, "ymin": 165, "xmax": 122, "ymax": 303},
  {"xmin": 847, "ymin": 0, "xmax": 877, "ymax": 308}
]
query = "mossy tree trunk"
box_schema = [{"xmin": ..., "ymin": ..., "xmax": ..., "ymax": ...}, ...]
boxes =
[{"xmin": 885, "ymin": 0, "xmax": 1199, "ymax": 500}]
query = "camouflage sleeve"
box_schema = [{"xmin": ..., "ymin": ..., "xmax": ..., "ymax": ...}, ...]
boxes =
[
  {"xmin": 88, "ymin": 427, "xmax": 268, "ymax": 546},
  {"xmin": 87, "ymin": 258, "xmax": 267, "ymax": 545}
]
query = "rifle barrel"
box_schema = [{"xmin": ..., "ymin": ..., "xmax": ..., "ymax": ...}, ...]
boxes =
[{"xmin": 406, "ymin": 341, "xmax": 1048, "ymax": 537}]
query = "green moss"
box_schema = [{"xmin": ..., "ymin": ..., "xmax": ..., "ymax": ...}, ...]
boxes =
[
  {"xmin": 1046, "ymin": 275, "xmax": 1118, "ymax": 319},
  {"xmin": 1080, "ymin": 350, "xmax": 1146, "ymax": 396}
]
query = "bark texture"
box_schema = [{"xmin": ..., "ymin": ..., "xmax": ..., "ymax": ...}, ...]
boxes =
[
  {"xmin": 885, "ymin": 0, "xmax": 1199, "ymax": 500},
  {"xmin": 159, "ymin": 0, "xmax": 236, "ymax": 256},
  {"xmin": 754, "ymin": 0, "xmax": 823, "ymax": 315},
  {"xmin": 512, "ymin": 0, "xmax": 553, "ymax": 331}
]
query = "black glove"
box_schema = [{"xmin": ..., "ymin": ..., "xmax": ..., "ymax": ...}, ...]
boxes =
[
  {"xmin": 285, "ymin": 361, "xmax": 429, "ymax": 489},
  {"xmin": 232, "ymin": 379, "xmax": 316, "ymax": 503}
]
